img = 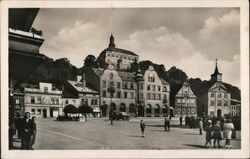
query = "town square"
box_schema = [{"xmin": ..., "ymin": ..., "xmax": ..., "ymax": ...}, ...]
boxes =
[{"xmin": 1, "ymin": 2, "xmax": 249, "ymax": 158}]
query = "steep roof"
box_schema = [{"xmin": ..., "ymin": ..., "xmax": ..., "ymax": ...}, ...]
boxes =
[
  {"xmin": 67, "ymin": 80, "xmax": 98, "ymax": 94},
  {"xmin": 159, "ymin": 78, "xmax": 169, "ymax": 85},
  {"xmin": 209, "ymin": 81, "xmax": 227, "ymax": 91},
  {"xmin": 117, "ymin": 71, "xmax": 136, "ymax": 82},
  {"xmin": 104, "ymin": 47, "xmax": 138, "ymax": 56}
]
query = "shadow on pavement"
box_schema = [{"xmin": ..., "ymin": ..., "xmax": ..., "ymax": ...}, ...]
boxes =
[
  {"xmin": 127, "ymin": 135, "xmax": 144, "ymax": 138},
  {"xmin": 151, "ymin": 129, "xmax": 167, "ymax": 132},
  {"xmin": 183, "ymin": 133, "xmax": 200, "ymax": 135},
  {"xmin": 146, "ymin": 124, "xmax": 163, "ymax": 127},
  {"xmin": 183, "ymin": 144, "xmax": 207, "ymax": 148}
]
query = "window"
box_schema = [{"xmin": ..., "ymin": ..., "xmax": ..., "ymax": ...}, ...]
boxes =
[
  {"xmin": 158, "ymin": 86, "xmax": 161, "ymax": 91},
  {"xmin": 163, "ymin": 94, "xmax": 167, "ymax": 100},
  {"xmin": 218, "ymin": 100, "xmax": 222, "ymax": 106},
  {"xmin": 218, "ymin": 93, "xmax": 222, "ymax": 98},
  {"xmin": 152, "ymin": 85, "xmax": 155, "ymax": 91},
  {"xmin": 177, "ymin": 99, "xmax": 181, "ymax": 104},
  {"xmin": 65, "ymin": 100, "xmax": 68, "ymax": 104},
  {"xmin": 51, "ymin": 98, "xmax": 55, "ymax": 104},
  {"xmin": 130, "ymin": 92, "xmax": 134, "ymax": 99},
  {"xmin": 157, "ymin": 94, "xmax": 161, "ymax": 100},
  {"xmin": 15, "ymin": 99, "xmax": 20, "ymax": 104},
  {"xmin": 55, "ymin": 98, "xmax": 59, "ymax": 104},
  {"xmin": 44, "ymin": 87, "xmax": 48, "ymax": 93},
  {"xmin": 123, "ymin": 83, "xmax": 128, "ymax": 89},
  {"xmin": 102, "ymin": 81, "xmax": 106, "ymax": 88},
  {"xmin": 139, "ymin": 93, "xmax": 143, "ymax": 99},
  {"xmin": 37, "ymin": 109, "xmax": 41, "ymax": 115},
  {"xmin": 146, "ymin": 93, "xmax": 150, "ymax": 99},
  {"xmin": 140, "ymin": 84, "xmax": 143, "ymax": 90},
  {"xmin": 84, "ymin": 99, "xmax": 88, "ymax": 105},
  {"xmin": 210, "ymin": 101, "xmax": 215, "ymax": 106},
  {"xmin": 211, "ymin": 93, "xmax": 215, "ymax": 97},
  {"xmin": 102, "ymin": 91, "xmax": 106, "ymax": 97},
  {"xmin": 31, "ymin": 96, "xmax": 35, "ymax": 104},
  {"xmin": 72, "ymin": 100, "xmax": 76, "ymax": 105},
  {"xmin": 117, "ymin": 92, "xmax": 121, "ymax": 98},
  {"xmin": 152, "ymin": 94, "xmax": 156, "ymax": 100},
  {"xmin": 37, "ymin": 96, "xmax": 41, "ymax": 104},
  {"xmin": 147, "ymin": 85, "xmax": 150, "ymax": 91},
  {"xmin": 163, "ymin": 86, "xmax": 167, "ymax": 92},
  {"xmin": 148, "ymin": 76, "xmax": 155, "ymax": 82},
  {"xmin": 124, "ymin": 92, "xmax": 128, "ymax": 98},
  {"xmin": 31, "ymin": 109, "xmax": 35, "ymax": 115},
  {"xmin": 224, "ymin": 101, "xmax": 228, "ymax": 106},
  {"xmin": 91, "ymin": 99, "xmax": 98, "ymax": 105},
  {"xmin": 117, "ymin": 82, "xmax": 121, "ymax": 89},
  {"xmin": 224, "ymin": 93, "xmax": 228, "ymax": 98},
  {"xmin": 130, "ymin": 83, "xmax": 134, "ymax": 89}
]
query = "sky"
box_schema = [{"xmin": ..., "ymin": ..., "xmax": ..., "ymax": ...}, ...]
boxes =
[{"xmin": 33, "ymin": 8, "xmax": 240, "ymax": 87}]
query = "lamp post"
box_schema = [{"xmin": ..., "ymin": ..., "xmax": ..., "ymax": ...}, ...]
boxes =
[{"xmin": 108, "ymin": 81, "xmax": 115, "ymax": 125}]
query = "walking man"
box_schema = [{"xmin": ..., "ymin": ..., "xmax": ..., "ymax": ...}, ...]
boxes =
[
  {"xmin": 21, "ymin": 112, "xmax": 33, "ymax": 150},
  {"xmin": 198, "ymin": 118, "xmax": 203, "ymax": 135},
  {"xmin": 140, "ymin": 120, "xmax": 145, "ymax": 137},
  {"xmin": 179, "ymin": 116, "xmax": 183, "ymax": 126},
  {"xmin": 164, "ymin": 117, "xmax": 170, "ymax": 132}
]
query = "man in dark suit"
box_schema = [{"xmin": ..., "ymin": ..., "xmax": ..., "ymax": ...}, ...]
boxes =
[{"xmin": 21, "ymin": 112, "xmax": 33, "ymax": 150}]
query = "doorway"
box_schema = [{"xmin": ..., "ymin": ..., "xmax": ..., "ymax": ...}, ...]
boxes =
[{"xmin": 43, "ymin": 109, "xmax": 47, "ymax": 118}]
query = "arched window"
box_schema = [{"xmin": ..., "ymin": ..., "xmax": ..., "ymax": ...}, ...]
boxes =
[{"xmin": 120, "ymin": 103, "xmax": 126, "ymax": 112}]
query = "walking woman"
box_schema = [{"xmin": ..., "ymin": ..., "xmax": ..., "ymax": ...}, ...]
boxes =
[
  {"xmin": 140, "ymin": 120, "xmax": 146, "ymax": 137},
  {"xmin": 204, "ymin": 120, "xmax": 213, "ymax": 147},
  {"xmin": 223, "ymin": 118, "xmax": 234, "ymax": 148},
  {"xmin": 212, "ymin": 120, "xmax": 223, "ymax": 148}
]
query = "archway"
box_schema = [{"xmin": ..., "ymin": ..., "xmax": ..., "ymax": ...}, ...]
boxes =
[
  {"xmin": 138, "ymin": 105, "xmax": 144, "ymax": 117},
  {"xmin": 154, "ymin": 104, "xmax": 160, "ymax": 117},
  {"xmin": 129, "ymin": 104, "xmax": 135, "ymax": 113},
  {"xmin": 146, "ymin": 104, "xmax": 152, "ymax": 117},
  {"xmin": 217, "ymin": 109, "xmax": 222, "ymax": 117},
  {"xmin": 120, "ymin": 103, "xmax": 126, "ymax": 112}
]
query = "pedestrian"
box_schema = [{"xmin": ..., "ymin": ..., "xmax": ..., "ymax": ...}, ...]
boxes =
[
  {"xmin": 223, "ymin": 118, "xmax": 234, "ymax": 148},
  {"xmin": 140, "ymin": 120, "xmax": 145, "ymax": 137},
  {"xmin": 204, "ymin": 120, "xmax": 213, "ymax": 147},
  {"xmin": 30, "ymin": 116, "xmax": 37, "ymax": 150},
  {"xmin": 14, "ymin": 113, "xmax": 22, "ymax": 139},
  {"xmin": 212, "ymin": 120, "xmax": 223, "ymax": 148},
  {"xmin": 198, "ymin": 119, "xmax": 203, "ymax": 135},
  {"xmin": 21, "ymin": 112, "xmax": 33, "ymax": 150},
  {"xmin": 179, "ymin": 116, "xmax": 183, "ymax": 126},
  {"xmin": 164, "ymin": 117, "xmax": 170, "ymax": 132}
]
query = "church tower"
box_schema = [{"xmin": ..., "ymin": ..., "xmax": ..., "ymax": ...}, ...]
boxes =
[
  {"xmin": 108, "ymin": 33, "xmax": 115, "ymax": 48},
  {"xmin": 211, "ymin": 59, "xmax": 222, "ymax": 82}
]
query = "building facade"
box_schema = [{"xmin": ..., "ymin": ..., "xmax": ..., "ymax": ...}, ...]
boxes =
[
  {"xmin": 175, "ymin": 80, "xmax": 197, "ymax": 117},
  {"xmin": 230, "ymin": 99, "xmax": 241, "ymax": 117},
  {"xmin": 24, "ymin": 82, "xmax": 63, "ymax": 118},
  {"xmin": 95, "ymin": 34, "xmax": 139, "ymax": 70},
  {"xmin": 63, "ymin": 75, "xmax": 100, "ymax": 117},
  {"xmin": 86, "ymin": 64, "xmax": 170, "ymax": 117},
  {"xmin": 203, "ymin": 60, "xmax": 232, "ymax": 117}
]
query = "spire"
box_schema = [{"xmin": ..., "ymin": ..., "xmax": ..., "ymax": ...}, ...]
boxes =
[
  {"xmin": 109, "ymin": 33, "xmax": 115, "ymax": 48},
  {"xmin": 214, "ymin": 58, "xmax": 219, "ymax": 74}
]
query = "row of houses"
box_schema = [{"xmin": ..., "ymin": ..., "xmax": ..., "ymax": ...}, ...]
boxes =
[{"xmin": 12, "ymin": 34, "xmax": 241, "ymax": 119}]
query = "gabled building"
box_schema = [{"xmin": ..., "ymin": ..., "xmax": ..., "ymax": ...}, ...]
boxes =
[
  {"xmin": 63, "ymin": 75, "xmax": 100, "ymax": 117},
  {"xmin": 23, "ymin": 82, "xmax": 63, "ymax": 118},
  {"xmin": 174, "ymin": 80, "xmax": 197, "ymax": 117},
  {"xmin": 86, "ymin": 65, "xmax": 137, "ymax": 117},
  {"xmin": 85, "ymin": 64, "xmax": 170, "ymax": 117},
  {"xmin": 200, "ymin": 60, "xmax": 232, "ymax": 117},
  {"xmin": 95, "ymin": 34, "xmax": 139, "ymax": 70}
]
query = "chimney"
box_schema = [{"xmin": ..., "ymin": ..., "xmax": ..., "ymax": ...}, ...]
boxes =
[
  {"xmin": 82, "ymin": 72, "xmax": 86, "ymax": 87},
  {"xmin": 77, "ymin": 75, "xmax": 82, "ymax": 82}
]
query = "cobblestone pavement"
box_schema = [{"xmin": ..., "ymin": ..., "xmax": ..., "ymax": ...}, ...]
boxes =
[{"xmin": 13, "ymin": 117, "xmax": 241, "ymax": 150}]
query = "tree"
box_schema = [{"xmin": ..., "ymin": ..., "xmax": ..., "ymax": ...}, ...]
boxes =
[
  {"xmin": 84, "ymin": 55, "xmax": 96, "ymax": 67},
  {"xmin": 78, "ymin": 104, "xmax": 93, "ymax": 120},
  {"xmin": 63, "ymin": 104, "xmax": 78, "ymax": 116}
]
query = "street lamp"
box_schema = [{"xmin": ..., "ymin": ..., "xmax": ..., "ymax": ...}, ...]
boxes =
[{"xmin": 108, "ymin": 81, "xmax": 115, "ymax": 125}]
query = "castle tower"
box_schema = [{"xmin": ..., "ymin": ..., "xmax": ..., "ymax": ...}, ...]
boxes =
[{"xmin": 108, "ymin": 33, "xmax": 115, "ymax": 48}]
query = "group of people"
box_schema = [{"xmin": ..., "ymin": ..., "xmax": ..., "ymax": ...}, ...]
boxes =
[
  {"xmin": 204, "ymin": 118, "xmax": 235, "ymax": 148},
  {"xmin": 14, "ymin": 112, "xmax": 37, "ymax": 150},
  {"xmin": 140, "ymin": 116, "xmax": 171, "ymax": 137}
]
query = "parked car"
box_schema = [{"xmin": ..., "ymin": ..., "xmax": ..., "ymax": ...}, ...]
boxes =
[{"xmin": 111, "ymin": 112, "xmax": 130, "ymax": 121}]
